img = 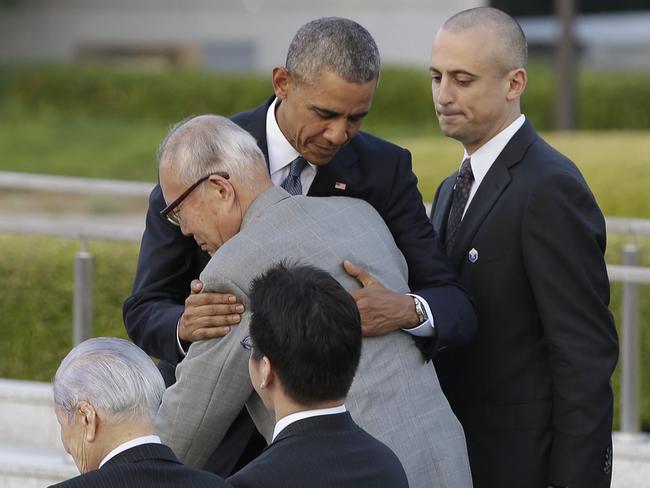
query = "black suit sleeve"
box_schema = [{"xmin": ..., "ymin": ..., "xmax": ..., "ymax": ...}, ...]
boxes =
[
  {"xmin": 383, "ymin": 148, "xmax": 477, "ymax": 357},
  {"xmin": 523, "ymin": 172, "xmax": 618, "ymax": 487},
  {"xmin": 123, "ymin": 185, "xmax": 208, "ymax": 365}
]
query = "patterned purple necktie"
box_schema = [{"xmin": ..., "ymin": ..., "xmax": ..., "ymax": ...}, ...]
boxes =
[
  {"xmin": 280, "ymin": 156, "xmax": 308, "ymax": 196},
  {"xmin": 445, "ymin": 158, "xmax": 474, "ymax": 254}
]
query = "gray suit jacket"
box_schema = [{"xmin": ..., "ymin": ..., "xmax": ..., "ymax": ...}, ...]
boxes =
[{"xmin": 156, "ymin": 186, "xmax": 472, "ymax": 487}]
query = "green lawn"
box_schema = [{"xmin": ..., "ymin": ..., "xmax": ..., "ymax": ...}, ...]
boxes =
[
  {"xmin": 1, "ymin": 113, "xmax": 649, "ymax": 218},
  {"xmin": 396, "ymin": 130, "xmax": 650, "ymax": 217}
]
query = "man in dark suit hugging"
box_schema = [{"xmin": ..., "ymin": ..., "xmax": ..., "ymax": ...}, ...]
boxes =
[{"xmin": 228, "ymin": 263, "xmax": 408, "ymax": 488}]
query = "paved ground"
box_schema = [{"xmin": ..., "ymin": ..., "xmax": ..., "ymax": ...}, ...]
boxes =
[{"xmin": 1, "ymin": 379, "xmax": 650, "ymax": 487}]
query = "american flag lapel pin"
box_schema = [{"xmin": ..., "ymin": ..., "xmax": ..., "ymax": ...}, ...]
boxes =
[{"xmin": 335, "ymin": 182, "xmax": 347, "ymax": 190}]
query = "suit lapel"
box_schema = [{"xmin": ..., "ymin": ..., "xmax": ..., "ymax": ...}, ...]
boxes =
[
  {"xmin": 431, "ymin": 176, "xmax": 456, "ymax": 243},
  {"xmin": 449, "ymin": 163, "xmax": 511, "ymax": 267},
  {"xmin": 308, "ymin": 144, "xmax": 362, "ymax": 197},
  {"xmin": 449, "ymin": 120, "xmax": 538, "ymax": 268},
  {"xmin": 232, "ymin": 96, "xmax": 274, "ymax": 164}
]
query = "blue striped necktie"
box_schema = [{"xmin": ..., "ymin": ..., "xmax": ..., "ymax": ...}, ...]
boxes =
[{"xmin": 280, "ymin": 156, "xmax": 308, "ymax": 196}]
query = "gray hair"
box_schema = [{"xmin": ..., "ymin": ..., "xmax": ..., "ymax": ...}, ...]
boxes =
[
  {"xmin": 53, "ymin": 338, "xmax": 165, "ymax": 424},
  {"xmin": 158, "ymin": 115, "xmax": 268, "ymax": 189},
  {"xmin": 443, "ymin": 7, "xmax": 528, "ymax": 71},
  {"xmin": 286, "ymin": 17, "xmax": 381, "ymax": 85}
]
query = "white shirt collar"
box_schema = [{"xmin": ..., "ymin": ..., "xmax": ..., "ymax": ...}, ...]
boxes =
[
  {"xmin": 272, "ymin": 404, "xmax": 347, "ymax": 442},
  {"xmin": 98, "ymin": 435, "xmax": 161, "ymax": 468},
  {"xmin": 266, "ymin": 97, "xmax": 300, "ymax": 175},
  {"xmin": 265, "ymin": 97, "xmax": 317, "ymax": 189},
  {"xmin": 462, "ymin": 114, "xmax": 526, "ymax": 213}
]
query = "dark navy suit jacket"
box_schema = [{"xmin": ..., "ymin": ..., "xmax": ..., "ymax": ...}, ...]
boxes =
[
  {"xmin": 431, "ymin": 120, "xmax": 618, "ymax": 488},
  {"xmin": 48, "ymin": 443, "xmax": 230, "ymax": 488},
  {"xmin": 228, "ymin": 412, "xmax": 408, "ymax": 488}
]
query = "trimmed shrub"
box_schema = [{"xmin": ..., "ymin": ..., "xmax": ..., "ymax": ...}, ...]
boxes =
[
  {"xmin": 1, "ymin": 234, "xmax": 649, "ymax": 431},
  {"xmin": 0, "ymin": 64, "xmax": 272, "ymax": 122},
  {"xmin": 0, "ymin": 235, "xmax": 137, "ymax": 381},
  {"xmin": 2, "ymin": 63, "xmax": 650, "ymax": 131}
]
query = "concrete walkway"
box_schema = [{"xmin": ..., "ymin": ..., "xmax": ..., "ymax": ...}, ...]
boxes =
[{"xmin": 1, "ymin": 378, "xmax": 649, "ymax": 486}]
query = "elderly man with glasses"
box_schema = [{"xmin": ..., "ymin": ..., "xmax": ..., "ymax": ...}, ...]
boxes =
[{"xmin": 154, "ymin": 114, "xmax": 473, "ymax": 488}]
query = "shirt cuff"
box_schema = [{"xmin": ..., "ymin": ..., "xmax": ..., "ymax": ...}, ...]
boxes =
[
  {"xmin": 176, "ymin": 319, "xmax": 188, "ymax": 356},
  {"xmin": 403, "ymin": 293, "xmax": 435, "ymax": 337}
]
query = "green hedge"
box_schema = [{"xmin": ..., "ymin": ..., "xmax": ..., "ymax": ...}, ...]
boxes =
[
  {"xmin": 1, "ymin": 233, "xmax": 649, "ymax": 431},
  {"xmin": 0, "ymin": 235, "xmax": 137, "ymax": 381},
  {"xmin": 0, "ymin": 64, "xmax": 272, "ymax": 122},
  {"xmin": 2, "ymin": 63, "xmax": 650, "ymax": 132}
]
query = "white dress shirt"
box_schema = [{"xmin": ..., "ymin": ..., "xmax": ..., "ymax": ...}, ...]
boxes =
[
  {"xmin": 98, "ymin": 434, "xmax": 162, "ymax": 468},
  {"xmin": 460, "ymin": 115, "xmax": 526, "ymax": 217},
  {"xmin": 266, "ymin": 98, "xmax": 317, "ymax": 191},
  {"xmin": 272, "ymin": 404, "xmax": 347, "ymax": 442}
]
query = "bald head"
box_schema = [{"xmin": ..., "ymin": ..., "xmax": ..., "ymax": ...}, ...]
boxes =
[
  {"xmin": 430, "ymin": 7, "xmax": 529, "ymax": 154},
  {"xmin": 443, "ymin": 7, "xmax": 527, "ymax": 74}
]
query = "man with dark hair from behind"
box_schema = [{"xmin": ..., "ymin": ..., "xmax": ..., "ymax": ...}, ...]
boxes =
[{"xmin": 228, "ymin": 263, "xmax": 408, "ymax": 488}]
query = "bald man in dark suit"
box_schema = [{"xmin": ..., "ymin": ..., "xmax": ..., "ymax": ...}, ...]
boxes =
[{"xmin": 429, "ymin": 7, "xmax": 618, "ymax": 488}]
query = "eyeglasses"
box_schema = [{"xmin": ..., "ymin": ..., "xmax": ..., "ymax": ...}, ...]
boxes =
[
  {"xmin": 240, "ymin": 335, "xmax": 253, "ymax": 351},
  {"xmin": 160, "ymin": 171, "xmax": 230, "ymax": 226}
]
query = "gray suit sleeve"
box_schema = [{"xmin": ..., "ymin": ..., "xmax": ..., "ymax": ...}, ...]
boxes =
[{"xmin": 155, "ymin": 277, "xmax": 255, "ymax": 468}]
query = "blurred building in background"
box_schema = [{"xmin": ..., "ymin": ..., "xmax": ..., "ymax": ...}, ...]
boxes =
[
  {"xmin": 520, "ymin": 10, "xmax": 650, "ymax": 71},
  {"xmin": 0, "ymin": 0, "xmax": 483, "ymax": 71}
]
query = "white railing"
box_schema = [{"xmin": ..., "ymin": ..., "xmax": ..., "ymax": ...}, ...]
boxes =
[
  {"xmin": 0, "ymin": 171, "xmax": 154, "ymax": 197},
  {"xmin": 1, "ymin": 171, "xmax": 648, "ymax": 432}
]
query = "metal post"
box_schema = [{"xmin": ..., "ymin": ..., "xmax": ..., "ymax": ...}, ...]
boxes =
[
  {"xmin": 621, "ymin": 242, "xmax": 641, "ymax": 433},
  {"xmin": 73, "ymin": 239, "xmax": 94, "ymax": 346},
  {"xmin": 555, "ymin": 0, "xmax": 577, "ymax": 131}
]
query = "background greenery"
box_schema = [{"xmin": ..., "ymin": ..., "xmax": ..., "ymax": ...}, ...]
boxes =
[
  {"xmin": 2, "ymin": 63, "xmax": 650, "ymax": 136},
  {"xmin": 0, "ymin": 64, "xmax": 648, "ymax": 431},
  {"xmin": 1, "ymin": 64, "xmax": 650, "ymax": 212}
]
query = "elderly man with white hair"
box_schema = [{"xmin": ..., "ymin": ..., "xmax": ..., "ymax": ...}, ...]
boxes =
[{"xmin": 49, "ymin": 337, "xmax": 230, "ymax": 488}]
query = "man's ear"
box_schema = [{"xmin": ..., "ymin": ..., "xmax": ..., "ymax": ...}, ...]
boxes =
[
  {"xmin": 506, "ymin": 68, "xmax": 527, "ymax": 101},
  {"xmin": 77, "ymin": 401, "xmax": 98, "ymax": 442},
  {"xmin": 260, "ymin": 356, "xmax": 275, "ymax": 389},
  {"xmin": 207, "ymin": 173, "xmax": 235, "ymax": 202},
  {"xmin": 272, "ymin": 66, "xmax": 293, "ymax": 100}
]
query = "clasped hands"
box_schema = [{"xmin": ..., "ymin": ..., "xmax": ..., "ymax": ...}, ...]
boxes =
[{"xmin": 177, "ymin": 260, "xmax": 419, "ymax": 343}]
